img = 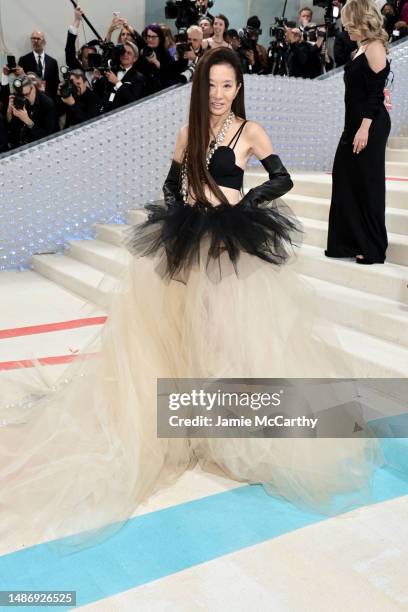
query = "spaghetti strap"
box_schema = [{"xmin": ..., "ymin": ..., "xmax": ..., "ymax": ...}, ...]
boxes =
[{"xmin": 228, "ymin": 121, "xmax": 247, "ymax": 149}]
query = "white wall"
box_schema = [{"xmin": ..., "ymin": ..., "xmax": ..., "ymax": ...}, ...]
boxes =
[{"xmin": 0, "ymin": 0, "xmax": 145, "ymax": 67}]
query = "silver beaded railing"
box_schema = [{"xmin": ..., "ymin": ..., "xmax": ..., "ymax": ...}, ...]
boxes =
[{"xmin": 0, "ymin": 38, "xmax": 407, "ymax": 270}]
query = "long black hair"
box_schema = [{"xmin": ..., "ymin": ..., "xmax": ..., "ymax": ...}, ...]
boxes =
[{"xmin": 185, "ymin": 47, "xmax": 246, "ymax": 205}]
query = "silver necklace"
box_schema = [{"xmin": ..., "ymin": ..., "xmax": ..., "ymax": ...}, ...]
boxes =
[{"xmin": 181, "ymin": 111, "xmax": 235, "ymax": 202}]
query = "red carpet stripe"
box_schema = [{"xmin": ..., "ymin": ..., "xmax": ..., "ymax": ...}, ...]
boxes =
[
  {"xmin": 0, "ymin": 352, "xmax": 96, "ymax": 371},
  {"xmin": 0, "ymin": 316, "xmax": 107, "ymax": 340}
]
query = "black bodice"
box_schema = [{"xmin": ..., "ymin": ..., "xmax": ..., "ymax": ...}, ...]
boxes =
[
  {"xmin": 207, "ymin": 121, "xmax": 247, "ymax": 191},
  {"xmin": 343, "ymin": 52, "xmax": 390, "ymax": 131}
]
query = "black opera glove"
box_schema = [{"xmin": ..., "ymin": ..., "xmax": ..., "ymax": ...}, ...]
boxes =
[
  {"xmin": 240, "ymin": 154, "xmax": 294, "ymax": 207},
  {"xmin": 162, "ymin": 159, "xmax": 183, "ymax": 207}
]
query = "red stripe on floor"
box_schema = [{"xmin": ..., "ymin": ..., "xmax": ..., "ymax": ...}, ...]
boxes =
[
  {"xmin": 0, "ymin": 316, "xmax": 107, "ymax": 340},
  {"xmin": 0, "ymin": 352, "xmax": 96, "ymax": 371}
]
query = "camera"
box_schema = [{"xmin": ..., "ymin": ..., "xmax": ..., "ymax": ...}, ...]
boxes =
[
  {"xmin": 142, "ymin": 46, "xmax": 155, "ymax": 58},
  {"xmin": 87, "ymin": 42, "xmax": 125, "ymax": 72},
  {"xmin": 165, "ymin": 0, "xmax": 200, "ymax": 30},
  {"xmin": 238, "ymin": 26, "xmax": 260, "ymax": 51},
  {"xmin": 12, "ymin": 78, "xmax": 27, "ymax": 110},
  {"xmin": 175, "ymin": 30, "xmax": 192, "ymax": 55},
  {"xmin": 59, "ymin": 66, "xmax": 77, "ymax": 99},
  {"xmin": 270, "ymin": 17, "xmax": 295, "ymax": 42},
  {"xmin": 302, "ymin": 24, "xmax": 325, "ymax": 42},
  {"xmin": 313, "ymin": 0, "xmax": 339, "ymax": 35}
]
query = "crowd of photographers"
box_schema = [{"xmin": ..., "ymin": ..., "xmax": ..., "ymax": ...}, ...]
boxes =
[{"xmin": 0, "ymin": 0, "xmax": 407, "ymax": 152}]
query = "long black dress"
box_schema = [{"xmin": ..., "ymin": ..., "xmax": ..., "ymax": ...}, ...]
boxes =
[{"xmin": 325, "ymin": 51, "xmax": 391, "ymax": 263}]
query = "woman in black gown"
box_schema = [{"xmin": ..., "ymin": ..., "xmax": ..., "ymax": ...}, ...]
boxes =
[{"xmin": 325, "ymin": 0, "xmax": 391, "ymax": 264}]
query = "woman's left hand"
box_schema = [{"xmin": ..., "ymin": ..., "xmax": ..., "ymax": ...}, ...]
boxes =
[{"xmin": 353, "ymin": 126, "xmax": 369, "ymax": 154}]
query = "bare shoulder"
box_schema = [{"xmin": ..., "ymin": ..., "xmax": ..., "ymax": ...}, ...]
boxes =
[
  {"xmin": 365, "ymin": 40, "xmax": 387, "ymax": 73},
  {"xmin": 173, "ymin": 124, "xmax": 188, "ymax": 162},
  {"xmin": 243, "ymin": 120, "xmax": 274, "ymax": 158},
  {"xmin": 244, "ymin": 120, "xmax": 267, "ymax": 138}
]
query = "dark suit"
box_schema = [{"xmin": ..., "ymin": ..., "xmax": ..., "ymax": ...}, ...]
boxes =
[
  {"xmin": 101, "ymin": 65, "xmax": 145, "ymax": 113},
  {"xmin": 18, "ymin": 52, "xmax": 60, "ymax": 99},
  {"xmin": 61, "ymin": 88, "xmax": 101, "ymax": 128},
  {"xmin": 65, "ymin": 31, "xmax": 82, "ymax": 71},
  {"xmin": 0, "ymin": 83, "xmax": 9, "ymax": 115},
  {"xmin": 0, "ymin": 113, "xmax": 8, "ymax": 152}
]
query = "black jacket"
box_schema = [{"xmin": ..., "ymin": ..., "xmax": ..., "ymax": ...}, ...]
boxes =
[
  {"xmin": 287, "ymin": 42, "xmax": 322, "ymax": 79},
  {"xmin": 65, "ymin": 30, "xmax": 82, "ymax": 70},
  {"xmin": 136, "ymin": 48, "xmax": 173, "ymax": 96},
  {"xmin": 101, "ymin": 65, "xmax": 145, "ymax": 112},
  {"xmin": 0, "ymin": 113, "xmax": 8, "ymax": 152},
  {"xmin": 0, "ymin": 83, "xmax": 9, "ymax": 115},
  {"xmin": 61, "ymin": 88, "xmax": 101, "ymax": 128},
  {"xmin": 18, "ymin": 52, "xmax": 60, "ymax": 99},
  {"xmin": 8, "ymin": 90, "xmax": 58, "ymax": 148}
]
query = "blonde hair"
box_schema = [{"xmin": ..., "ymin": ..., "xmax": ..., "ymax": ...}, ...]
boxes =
[{"xmin": 341, "ymin": 0, "xmax": 389, "ymax": 49}]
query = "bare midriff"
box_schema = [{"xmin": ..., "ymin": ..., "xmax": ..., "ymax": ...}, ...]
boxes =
[{"xmin": 186, "ymin": 184, "xmax": 242, "ymax": 207}]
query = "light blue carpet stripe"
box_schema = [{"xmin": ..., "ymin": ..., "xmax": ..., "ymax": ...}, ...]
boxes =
[{"xmin": 0, "ymin": 462, "xmax": 408, "ymax": 610}]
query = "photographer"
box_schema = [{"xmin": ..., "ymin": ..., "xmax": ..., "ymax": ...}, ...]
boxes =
[
  {"xmin": 322, "ymin": 0, "xmax": 344, "ymax": 69},
  {"xmin": 0, "ymin": 113, "xmax": 7, "ymax": 152},
  {"xmin": 65, "ymin": 6, "xmax": 97, "ymax": 87},
  {"xmin": 58, "ymin": 69, "xmax": 101, "ymax": 128},
  {"xmin": 6, "ymin": 76, "xmax": 58, "ymax": 149},
  {"xmin": 298, "ymin": 6, "xmax": 314, "ymax": 28},
  {"xmin": 137, "ymin": 24, "xmax": 173, "ymax": 95},
  {"xmin": 285, "ymin": 26, "xmax": 324, "ymax": 78},
  {"xmin": 198, "ymin": 17, "xmax": 214, "ymax": 39},
  {"xmin": 225, "ymin": 29, "xmax": 252, "ymax": 73},
  {"xmin": 196, "ymin": 0, "xmax": 215, "ymax": 22},
  {"xmin": 381, "ymin": 2, "xmax": 408, "ymax": 41},
  {"xmin": 100, "ymin": 41, "xmax": 145, "ymax": 113},
  {"xmin": 167, "ymin": 26, "xmax": 205, "ymax": 84},
  {"xmin": 239, "ymin": 16, "xmax": 269, "ymax": 74}
]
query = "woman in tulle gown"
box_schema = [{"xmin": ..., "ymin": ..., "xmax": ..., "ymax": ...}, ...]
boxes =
[{"xmin": 0, "ymin": 48, "xmax": 386, "ymax": 553}]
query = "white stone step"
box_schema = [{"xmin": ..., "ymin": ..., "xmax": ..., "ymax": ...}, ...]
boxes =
[
  {"xmin": 32, "ymin": 254, "xmax": 118, "ymax": 309},
  {"xmin": 324, "ymin": 324, "xmax": 408, "ymax": 377},
  {"xmin": 68, "ymin": 239, "xmax": 130, "ymax": 276},
  {"xmin": 386, "ymin": 161, "xmax": 408, "ymax": 177},
  {"xmin": 283, "ymin": 193, "xmax": 408, "ymax": 235},
  {"xmin": 127, "ymin": 209, "xmax": 148, "ymax": 226},
  {"xmin": 66, "ymin": 228, "xmax": 408, "ymax": 306},
  {"xmin": 292, "ymin": 244, "xmax": 408, "ymax": 304},
  {"xmin": 298, "ymin": 217, "xmax": 408, "ymax": 267},
  {"xmin": 95, "ymin": 223, "xmax": 130, "ymax": 247},
  {"xmin": 389, "ymin": 136, "xmax": 408, "ymax": 149},
  {"xmin": 245, "ymin": 171, "xmax": 408, "ymax": 209},
  {"xmin": 31, "ymin": 252, "xmax": 408, "ymax": 377},
  {"xmin": 72, "ymin": 223, "xmax": 408, "ymax": 347},
  {"xmin": 301, "ymin": 274, "xmax": 408, "ymax": 349},
  {"xmin": 386, "ymin": 148, "xmax": 408, "ymax": 163}
]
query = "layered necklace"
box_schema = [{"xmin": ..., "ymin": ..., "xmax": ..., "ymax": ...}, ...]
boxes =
[{"xmin": 181, "ymin": 110, "xmax": 235, "ymax": 202}]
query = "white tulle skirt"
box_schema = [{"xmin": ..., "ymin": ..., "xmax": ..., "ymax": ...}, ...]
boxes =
[{"xmin": 0, "ymin": 240, "xmax": 384, "ymax": 553}]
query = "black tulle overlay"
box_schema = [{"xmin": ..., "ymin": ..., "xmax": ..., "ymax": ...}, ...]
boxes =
[{"xmin": 126, "ymin": 198, "xmax": 303, "ymax": 282}]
